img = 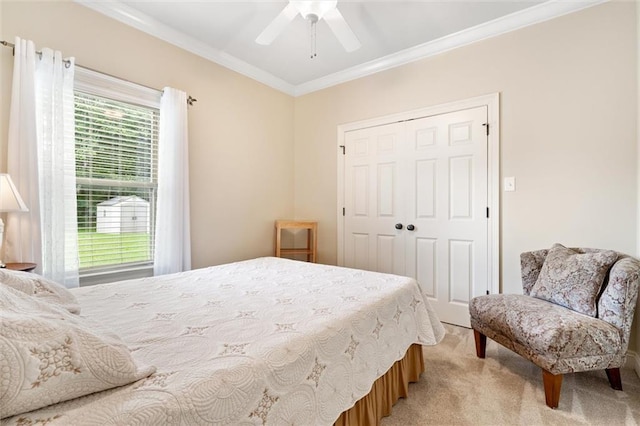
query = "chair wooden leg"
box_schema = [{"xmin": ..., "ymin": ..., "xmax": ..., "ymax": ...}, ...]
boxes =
[
  {"xmin": 542, "ymin": 369, "xmax": 562, "ymax": 409},
  {"xmin": 473, "ymin": 329, "xmax": 487, "ymax": 359},
  {"xmin": 606, "ymin": 368, "xmax": 623, "ymax": 390}
]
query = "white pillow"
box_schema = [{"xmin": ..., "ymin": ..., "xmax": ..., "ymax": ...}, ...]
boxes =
[
  {"xmin": 0, "ymin": 285, "xmax": 155, "ymax": 419},
  {"xmin": 0, "ymin": 268, "xmax": 81, "ymax": 314}
]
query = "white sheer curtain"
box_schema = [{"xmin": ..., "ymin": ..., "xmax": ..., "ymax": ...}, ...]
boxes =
[
  {"xmin": 6, "ymin": 37, "xmax": 79, "ymax": 287},
  {"xmin": 35, "ymin": 48, "xmax": 79, "ymax": 287},
  {"xmin": 154, "ymin": 87, "xmax": 191, "ymax": 275},
  {"xmin": 6, "ymin": 38, "xmax": 42, "ymax": 274}
]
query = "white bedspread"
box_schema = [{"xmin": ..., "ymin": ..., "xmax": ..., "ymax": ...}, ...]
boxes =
[{"xmin": 6, "ymin": 257, "xmax": 445, "ymax": 425}]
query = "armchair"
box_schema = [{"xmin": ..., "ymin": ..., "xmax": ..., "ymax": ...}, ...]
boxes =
[{"xmin": 469, "ymin": 244, "xmax": 640, "ymax": 408}]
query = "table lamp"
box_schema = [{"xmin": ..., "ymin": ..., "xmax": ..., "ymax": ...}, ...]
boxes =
[{"xmin": 0, "ymin": 173, "xmax": 29, "ymax": 268}]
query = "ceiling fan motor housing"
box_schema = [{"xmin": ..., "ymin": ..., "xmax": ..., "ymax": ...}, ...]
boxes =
[
  {"xmin": 291, "ymin": 0, "xmax": 337, "ymax": 21},
  {"xmin": 256, "ymin": 0, "xmax": 360, "ymax": 54}
]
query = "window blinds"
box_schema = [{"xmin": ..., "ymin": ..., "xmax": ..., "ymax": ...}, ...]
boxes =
[{"xmin": 74, "ymin": 91, "xmax": 159, "ymax": 270}]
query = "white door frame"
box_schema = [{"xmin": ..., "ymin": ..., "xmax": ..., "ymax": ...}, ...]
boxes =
[{"xmin": 337, "ymin": 93, "xmax": 500, "ymax": 295}]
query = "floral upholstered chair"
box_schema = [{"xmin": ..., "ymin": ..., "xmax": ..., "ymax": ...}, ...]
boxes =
[{"xmin": 469, "ymin": 244, "xmax": 640, "ymax": 409}]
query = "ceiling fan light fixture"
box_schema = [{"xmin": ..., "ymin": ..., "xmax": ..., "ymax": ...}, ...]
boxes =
[
  {"xmin": 291, "ymin": 0, "xmax": 337, "ymax": 21},
  {"xmin": 256, "ymin": 0, "xmax": 360, "ymax": 54}
]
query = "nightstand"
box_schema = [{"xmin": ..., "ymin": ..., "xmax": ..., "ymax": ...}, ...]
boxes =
[
  {"xmin": 275, "ymin": 220, "xmax": 317, "ymax": 263},
  {"xmin": 3, "ymin": 262, "xmax": 37, "ymax": 272}
]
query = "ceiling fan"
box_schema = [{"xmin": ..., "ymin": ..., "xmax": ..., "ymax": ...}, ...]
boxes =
[{"xmin": 256, "ymin": 0, "xmax": 361, "ymax": 56}]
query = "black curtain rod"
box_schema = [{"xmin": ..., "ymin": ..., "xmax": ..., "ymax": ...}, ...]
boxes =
[{"xmin": 1, "ymin": 40, "xmax": 197, "ymax": 106}]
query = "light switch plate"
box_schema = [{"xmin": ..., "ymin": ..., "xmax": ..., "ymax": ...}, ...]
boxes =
[{"xmin": 504, "ymin": 177, "xmax": 516, "ymax": 192}]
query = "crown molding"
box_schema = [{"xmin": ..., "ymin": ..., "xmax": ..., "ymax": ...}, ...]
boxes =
[
  {"xmin": 74, "ymin": 0, "xmax": 297, "ymax": 96},
  {"xmin": 294, "ymin": 0, "xmax": 607, "ymax": 96},
  {"xmin": 76, "ymin": 0, "xmax": 607, "ymax": 98}
]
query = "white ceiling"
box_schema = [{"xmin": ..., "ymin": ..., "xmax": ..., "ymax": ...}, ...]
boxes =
[{"xmin": 77, "ymin": 0, "xmax": 605, "ymax": 96}]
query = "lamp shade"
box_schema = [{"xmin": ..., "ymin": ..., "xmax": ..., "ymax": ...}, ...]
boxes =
[{"xmin": 0, "ymin": 174, "xmax": 28, "ymax": 212}]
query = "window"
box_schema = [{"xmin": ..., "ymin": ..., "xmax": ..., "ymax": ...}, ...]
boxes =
[{"xmin": 74, "ymin": 68, "xmax": 161, "ymax": 276}]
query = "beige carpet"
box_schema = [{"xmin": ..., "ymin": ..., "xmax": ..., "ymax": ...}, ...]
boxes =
[{"xmin": 382, "ymin": 324, "xmax": 640, "ymax": 425}]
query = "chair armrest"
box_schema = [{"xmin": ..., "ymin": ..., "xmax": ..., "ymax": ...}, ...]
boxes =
[
  {"xmin": 520, "ymin": 249, "xmax": 548, "ymax": 295},
  {"xmin": 598, "ymin": 256, "xmax": 640, "ymax": 350}
]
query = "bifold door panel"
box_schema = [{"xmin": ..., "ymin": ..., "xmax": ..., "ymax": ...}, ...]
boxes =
[{"xmin": 343, "ymin": 107, "xmax": 488, "ymax": 327}]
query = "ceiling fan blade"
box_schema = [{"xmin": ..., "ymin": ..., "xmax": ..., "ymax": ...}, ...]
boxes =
[
  {"xmin": 256, "ymin": 3, "xmax": 299, "ymax": 45},
  {"xmin": 323, "ymin": 7, "xmax": 361, "ymax": 52}
]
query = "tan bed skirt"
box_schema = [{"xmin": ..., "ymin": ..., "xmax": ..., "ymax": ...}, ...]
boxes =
[{"xmin": 334, "ymin": 344, "xmax": 424, "ymax": 426}]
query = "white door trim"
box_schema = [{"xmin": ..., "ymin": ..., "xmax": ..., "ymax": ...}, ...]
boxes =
[{"xmin": 337, "ymin": 93, "xmax": 500, "ymax": 295}]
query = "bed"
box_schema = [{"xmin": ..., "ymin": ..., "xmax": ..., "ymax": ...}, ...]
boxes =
[{"xmin": 1, "ymin": 257, "xmax": 445, "ymax": 425}]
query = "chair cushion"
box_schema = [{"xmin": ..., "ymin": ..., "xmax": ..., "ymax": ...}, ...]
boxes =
[
  {"xmin": 529, "ymin": 243, "xmax": 617, "ymax": 317},
  {"xmin": 470, "ymin": 294, "xmax": 621, "ymax": 372}
]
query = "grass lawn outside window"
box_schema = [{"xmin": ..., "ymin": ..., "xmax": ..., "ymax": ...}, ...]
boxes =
[{"xmin": 78, "ymin": 230, "xmax": 151, "ymax": 269}]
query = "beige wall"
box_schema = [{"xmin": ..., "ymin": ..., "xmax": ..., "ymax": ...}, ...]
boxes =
[
  {"xmin": 294, "ymin": 3, "xmax": 638, "ymax": 350},
  {"xmin": 0, "ymin": 1, "xmax": 295, "ymax": 269}
]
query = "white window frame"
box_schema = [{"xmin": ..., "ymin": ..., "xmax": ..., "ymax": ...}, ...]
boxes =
[{"xmin": 74, "ymin": 67, "xmax": 162, "ymax": 286}]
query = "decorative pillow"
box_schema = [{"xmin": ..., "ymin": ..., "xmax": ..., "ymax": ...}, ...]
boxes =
[
  {"xmin": 530, "ymin": 243, "xmax": 618, "ymax": 317},
  {"xmin": 0, "ymin": 268, "xmax": 81, "ymax": 314},
  {"xmin": 0, "ymin": 285, "xmax": 155, "ymax": 419}
]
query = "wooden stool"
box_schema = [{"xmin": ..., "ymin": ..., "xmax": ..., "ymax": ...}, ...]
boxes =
[{"xmin": 275, "ymin": 220, "xmax": 317, "ymax": 263}]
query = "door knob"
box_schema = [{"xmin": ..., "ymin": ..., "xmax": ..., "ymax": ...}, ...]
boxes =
[
  {"xmin": 395, "ymin": 223, "xmax": 403, "ymax": 230},
  {"xmin": 407, "ymin": 224, "xmax": 415, "ymax": 231}
]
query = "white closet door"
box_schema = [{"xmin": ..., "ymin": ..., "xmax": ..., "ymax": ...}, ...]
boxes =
[
  {"xmin": 404, "ymin": 106, "xmax": 488, "ymax": 327},
  {"xmin": 343, "ymin": 122, "xmax": 405, "ymax": 275},
  {"xmin": 343, "ymin": 106, "xmax": 489, "ymax": 327}
]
